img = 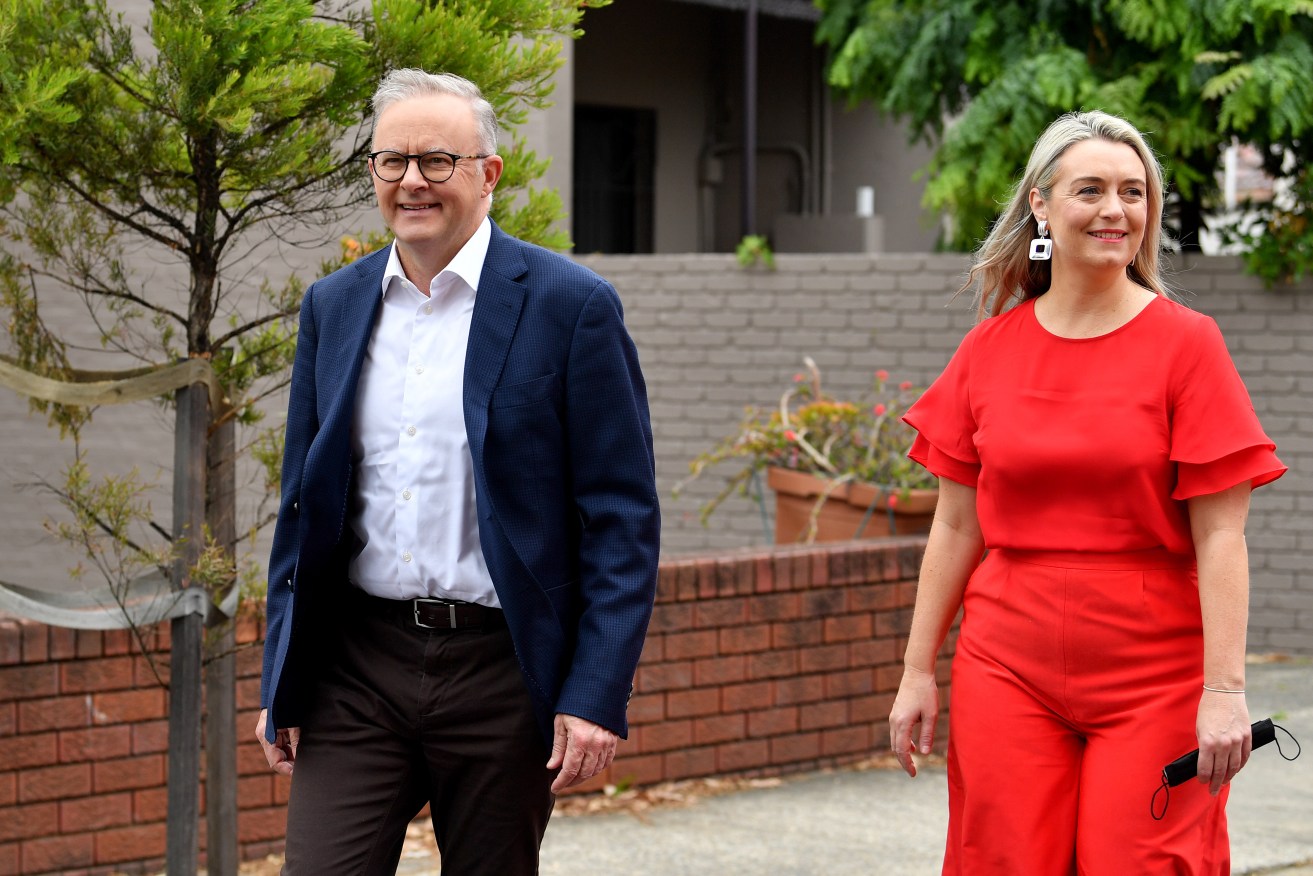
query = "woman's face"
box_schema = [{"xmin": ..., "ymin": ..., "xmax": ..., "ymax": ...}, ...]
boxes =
[{"xmin": 1030, "ymin": 138, "xmax": 1149, "ymax": 275}]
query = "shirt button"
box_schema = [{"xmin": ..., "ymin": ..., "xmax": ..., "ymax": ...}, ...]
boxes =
[
  {"xmin": 401, "ymin": 551, "xmax": 412, "ymax": 563},
  {"xmin": 414, "ymin": 365, "xmax": 424, "ymax": 375},
  {"xmin": 401, "ymin": 489, "xmax": 412, "ymax": 500},
  {"xmin": 424, "ymin": 304, "xmax": 433, "ymax": 315},
  {"xmin": 406, "ymin": 425, "xmax": 417, "ymax": 437}
]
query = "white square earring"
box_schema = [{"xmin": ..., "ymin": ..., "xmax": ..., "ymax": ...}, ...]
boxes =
[{"xmin": 1028, "ymin": 218, "xmax": 1052, "ymax": 261}]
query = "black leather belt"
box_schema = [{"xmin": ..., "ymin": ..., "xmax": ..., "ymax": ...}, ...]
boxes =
[{"xmin": 349, "ymin": 588, "xmax": 504, "ymax": 632}]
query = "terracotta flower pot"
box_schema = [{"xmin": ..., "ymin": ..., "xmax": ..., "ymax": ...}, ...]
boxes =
[{"xmin": 766, "ymin": 466, "xmax": 937, "ymax": 544}]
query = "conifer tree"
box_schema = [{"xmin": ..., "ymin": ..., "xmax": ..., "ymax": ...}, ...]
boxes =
[{"xmin": 0, "ymin": 0, "xmax": 603, "ymax": 870}]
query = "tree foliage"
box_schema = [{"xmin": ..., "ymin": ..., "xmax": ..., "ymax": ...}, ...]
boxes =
[
  {"xmin": 0, "ymin": 0, "xmax": 600, "ymax": 597},
  {"xmin": 1, "ymin": 5, "xmax": 600, "ymax": 863},
  {"xmin": 816, "ymin": 0, "xmax": 1313, "ymax": 266}
]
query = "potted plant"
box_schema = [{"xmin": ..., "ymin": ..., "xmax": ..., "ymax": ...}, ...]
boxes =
[{"xmin": 676, "ymin": 357, "xmax": 938, "ymax": 543}]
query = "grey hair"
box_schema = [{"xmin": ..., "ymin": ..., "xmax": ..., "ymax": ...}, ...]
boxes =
[
  {"xmin": 370, "ymin": 69, "xmax": 499, "ymax": 154},
  {"xmin": 961, "ymin": 109, "xmax": 1169, "ymax": 320}
]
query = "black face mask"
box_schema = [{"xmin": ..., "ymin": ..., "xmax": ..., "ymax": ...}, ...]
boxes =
[{"xmin": 1150, "ymin": 718, "xmax": 1301, "ymax": 820}]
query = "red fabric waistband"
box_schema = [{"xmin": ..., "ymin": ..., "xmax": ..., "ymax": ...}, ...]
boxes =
[{"xmin": 991, "ymin": 548, "xmax": 1195, "ymax": 571}]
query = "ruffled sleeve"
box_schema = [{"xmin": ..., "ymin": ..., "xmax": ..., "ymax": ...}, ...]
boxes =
[
  {"xmin": 1170, "ymin": 316, "xmax": 1286, "ymax": 499},
  {"xmin": 903, "ymin": 330, "xmax": 982, "ymax": 487}
]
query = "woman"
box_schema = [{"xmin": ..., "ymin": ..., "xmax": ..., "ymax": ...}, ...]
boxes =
[{"xmin": 889, "ymin": 110, "xmax": 1286, "ymax": 874}]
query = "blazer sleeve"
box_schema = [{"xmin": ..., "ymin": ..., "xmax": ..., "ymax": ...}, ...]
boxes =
[{"xmin": 554, "ymin": 279, "xmax": 661, "ymax": 735}]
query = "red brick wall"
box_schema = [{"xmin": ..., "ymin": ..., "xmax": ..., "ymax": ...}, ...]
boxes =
[
  {"xmin": 0, "ymin": 615, "xmax": 281, "ymax": 875},
  {"xmin": 0, "ymin": 537, "xmax": 943, "ymax": 875},
  {"xmin": 602, "ymin": 538, "xmax": 948, "ymax": 791}
]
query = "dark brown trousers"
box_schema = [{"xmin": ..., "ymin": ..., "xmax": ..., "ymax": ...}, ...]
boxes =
[{"xmin": 282, "ymin": 601, "xmax": 554, "ymax": 875}]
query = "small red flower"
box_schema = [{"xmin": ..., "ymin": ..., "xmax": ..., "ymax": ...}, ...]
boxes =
[
  {"xmin": 876, "ymin": 369, "xmax": 889, "ymax": 382},
  {"xmin": 887, "ymin": 494, "xmax": 899, "ymax": 509},
  {"xmin": 793, "ymin": 373, "xmax": 805, "ymax": 383},
  {"xmin": 873, "ymin": 404, "xmax": 887, "ymax": 416},
  {"xmin": 784, "ymin": 429, "xmax": 798, "ymax": 441},
  {"xmin": 900, "ymin": 381, "xmax": 913, "ymax": 391}
]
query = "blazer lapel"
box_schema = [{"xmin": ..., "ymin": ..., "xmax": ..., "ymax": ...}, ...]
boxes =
[
  {"xmin": 341, "ymin": 254, "xmax": 387, "ymax": 380},
  {"xmin": 464, "ymin": 224, "xmax": 527, "ymax": 476},
  {"xmin": 321, "ymin": 250, "xmax": 387, "ymax": 430}
]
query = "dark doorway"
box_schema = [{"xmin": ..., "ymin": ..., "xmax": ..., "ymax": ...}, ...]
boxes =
[{"xmin": 572, "ymin": 105, "xmax": 656, "ymax": 254}]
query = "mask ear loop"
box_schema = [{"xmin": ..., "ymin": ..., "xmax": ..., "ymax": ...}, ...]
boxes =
[
  {"xmin": 1150, "ymin": 773, "xmax": 1171, "ymax": 821},
  {"xmin": 1273, "ymin": 723, "xmax": 1302, "ymax": 761},
  {"xmin": 1153, "ymin": 723, "xmax": 1301, "ymax": 821}
]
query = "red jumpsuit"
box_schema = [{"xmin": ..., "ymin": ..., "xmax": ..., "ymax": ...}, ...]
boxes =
[{"xmin": 904, "ymin": 296, "xmax": 1286, "ymax": 875}]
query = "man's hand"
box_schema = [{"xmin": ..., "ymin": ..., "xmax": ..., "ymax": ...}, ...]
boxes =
[
  {"xmin": 256, "ymin": 708, "xmax": 300, "ymax": 776},
  {"xmin": 546, "ymin": 713, "xmax": 618, "ymax": 794}
]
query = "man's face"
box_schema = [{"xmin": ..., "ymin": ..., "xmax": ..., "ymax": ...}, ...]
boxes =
[{"xmin": 369, "ymin": 93, "xmax": 502, "ymax": 266}]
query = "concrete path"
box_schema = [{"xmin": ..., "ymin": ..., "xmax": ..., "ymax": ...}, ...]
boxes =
[{"xmin": 531, "ymin": 659, "xmax": 1311, "ymax": 875}]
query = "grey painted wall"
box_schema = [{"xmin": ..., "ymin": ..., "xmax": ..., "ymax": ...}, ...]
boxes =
[{"xmin": 568, "ymin": 0, "xmax": 940, "ymax": 255}]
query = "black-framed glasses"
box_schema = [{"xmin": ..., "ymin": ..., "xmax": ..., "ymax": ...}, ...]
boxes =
[{"xmin": 367, "ymin": 150, "xmax": 490, "ymax": 183}]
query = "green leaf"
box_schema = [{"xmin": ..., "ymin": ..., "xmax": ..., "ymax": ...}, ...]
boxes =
[
  {"xmin": 0, "ymin": 0, "xmax": 597, "ymax": 611},
  {"xmin": 816, "ymin": 0, "xmax": 1313, "ymax": 260}
]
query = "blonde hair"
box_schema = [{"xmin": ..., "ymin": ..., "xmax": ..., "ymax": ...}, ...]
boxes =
[{"xmin": 961, "ymin": 110, "xmax": 1168, "ymax": 319}]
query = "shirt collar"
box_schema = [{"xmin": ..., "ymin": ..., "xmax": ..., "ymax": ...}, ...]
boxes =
[{"xmin": 380, "ymin": 216, "xmax": 492, "ymax": 299}]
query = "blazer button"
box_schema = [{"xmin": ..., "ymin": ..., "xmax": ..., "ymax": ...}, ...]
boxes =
[
  {"xmin": 292, "ymin": 501, "xmax": 299, "ymax": 512},
  {"xmin": 286, "ymin": 578, "xmax": 294, "ymax": 592}
]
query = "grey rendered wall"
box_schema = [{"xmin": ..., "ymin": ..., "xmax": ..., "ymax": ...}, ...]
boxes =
[{"xmin": 578, "ymin": 252, "xmax": 1313, "ymax": 654}]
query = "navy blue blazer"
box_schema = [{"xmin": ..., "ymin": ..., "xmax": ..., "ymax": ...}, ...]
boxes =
[{"xmin": 260, "ymin": 222, "xmax": 660, "ymax": 744}]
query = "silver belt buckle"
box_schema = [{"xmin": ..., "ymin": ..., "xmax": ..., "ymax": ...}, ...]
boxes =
[{"xmin": 413, "ymin": 597, "xmax": 458, "ymax": 629}]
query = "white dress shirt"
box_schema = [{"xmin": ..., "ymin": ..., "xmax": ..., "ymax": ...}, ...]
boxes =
[{"xmin": 346, "ymin": 218, "xmax": 499, "ymax": 606}]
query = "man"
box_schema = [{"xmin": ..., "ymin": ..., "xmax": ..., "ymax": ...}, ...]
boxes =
[{"xmin": 256, "ymin": 69, "xmax": 660, "ymax": 874}]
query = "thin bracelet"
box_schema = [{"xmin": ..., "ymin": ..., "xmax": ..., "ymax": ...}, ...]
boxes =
[{"xmin": 1202, "ymin": 684, "xmax": 1246, "ymax": 694}]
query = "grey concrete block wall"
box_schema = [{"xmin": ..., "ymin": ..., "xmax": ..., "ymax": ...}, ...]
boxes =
[
  {"xmin": 578, "ymin": 252, "xmax": 1312, "ymax": 655},
  {"xmin": 1, "ymin": 251, "xmax": 1308, "ymax": 653},
  {"xmin": 1168, "ymin": 256, "xmax": 1313, "ymax": 654},
  {"xmin": 573, "ymin": 253, "xmax": 976, "ymax": 554}
]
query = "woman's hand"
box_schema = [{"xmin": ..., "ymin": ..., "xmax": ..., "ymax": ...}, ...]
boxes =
[
  {"xmin": 889, "ymin": 665, "xmax": 940, "ymax": 777},
  {"xmin": 1196, "ymin": 689, "xmax": 1252, "ymax": 795}
]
